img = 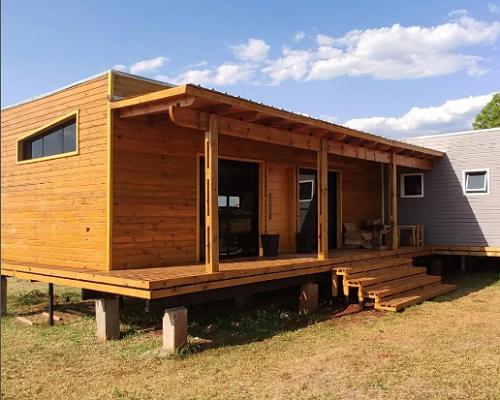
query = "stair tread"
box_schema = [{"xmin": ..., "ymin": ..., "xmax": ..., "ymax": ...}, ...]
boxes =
[
  {"xmin": 366, "ymin": 275, "xmax": 441, "ymax": 296},
  {"xmin": 377, "ymin": 284, "xmax": 457, "ymax": 311},
  {"xmin": 334, "ymin": 258, "xmax": 413, "ymax": 274},
  {"xmin": 347, "ymin": 266, "xmax": 427, "ymax": 281}
]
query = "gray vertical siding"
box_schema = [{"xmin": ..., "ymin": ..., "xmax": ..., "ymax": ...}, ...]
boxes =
[{"xmin": 398, "ymin": 128, "xmax": 500, "ymax": 247}]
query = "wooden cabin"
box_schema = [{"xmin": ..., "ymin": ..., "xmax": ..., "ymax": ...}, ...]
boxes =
[{"xmin": 1, "ymin": 71, "xmax": 494, "ymax": 344}]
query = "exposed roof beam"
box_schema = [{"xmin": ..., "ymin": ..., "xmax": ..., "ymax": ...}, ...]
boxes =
[
  {"xmin": 168, "ymin": 106, "xmax": 433, "ymax": 170},
  {"xmin": 376, "ymin": 143, "xmax": 392, "ymax": 151},
  {"xmin": 345, "ymin": 137, "xmax": 364, "ymax": 146},
  {"xmin": 110, "ymin": 84, "xmax": 444, "ymax": 159},
  {"xmin": 254, "ymin": 117, "xmax": 287, "ymax": 127},
  {"xmin": 118, "ymin": 96, "xmax": 197, "ymax": 119},
  {"xmin": 183, "ymin": 85, "xmax": 445, "ymax": 158},
  {"xmin": 194, "ymin": 104, "xmax": 233, "ymax": 115},
  {"xmin": 225, "ymin": 111, "xmax": 261, "ymax": 121},
  {"xmin": 362, "ymin": 141, "xmax": 378, "ymax": 148},
  {"xmin": 312, "ymin": 129, "xmax": 346, "ymax": 142},
  {"xmin": 400, "ymin": 149, "xmax": 415, "ymax": 156}
]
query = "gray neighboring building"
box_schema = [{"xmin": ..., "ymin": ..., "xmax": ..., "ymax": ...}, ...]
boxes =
[{"xmin": 397, "ymin": 128, "xmax": 500, "ymax": 247}]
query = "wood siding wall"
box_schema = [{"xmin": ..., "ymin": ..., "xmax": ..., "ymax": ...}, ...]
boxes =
[
  {"xmin": 399, "ymin": 129, "xmax": 500, "ymax": 247},
  {"xmin": 267, "ymin": 164, "xmax": 295, "ymax": 253},
  {"xmin": 1, "ymin": 75, "xmax": 109, "ymax": 270},
  {"xmin": 112, "ymin": 118, "xmax": 382, "ymax": 269},
  {"xmin": 112, "ymin": 73, "xmax": 169, "ymax": 99}
]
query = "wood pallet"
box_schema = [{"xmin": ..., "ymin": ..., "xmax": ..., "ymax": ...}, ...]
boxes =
[{"xmin": 334, "ymin": 258, "xmax": 457, "ymax": 312}]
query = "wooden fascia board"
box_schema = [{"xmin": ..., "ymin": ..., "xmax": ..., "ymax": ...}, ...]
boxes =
[
  {"xmin": 109, "ymin": 85, "xmax": 189, "ymax": 109},
  {"xmin": 169, "ymin": 106, "xmax": 433, "ymax": 170}
]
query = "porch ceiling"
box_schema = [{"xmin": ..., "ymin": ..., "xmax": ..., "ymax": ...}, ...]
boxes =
[{"xmin": 110, "ymin": 84, "xmax": 444, "ymax": 170}]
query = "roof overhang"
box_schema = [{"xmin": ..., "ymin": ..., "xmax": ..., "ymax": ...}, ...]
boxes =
[{"xmin": 110, "ymin": 84, "xmax": 445, "ymax": 170}]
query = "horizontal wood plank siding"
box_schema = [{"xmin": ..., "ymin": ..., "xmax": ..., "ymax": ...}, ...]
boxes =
[
  {"xmin": 398, "ymin": 129, "xmax": 500, "ymax": 247},
  {"xmin": 112, "ymin": 74, "xmax": 170, "ymax": 99},
  {"xmin": 1, "ymin": 75, "xmax": 109, "ymax": 270},
  {"xmin": 112, "ymin": 119, "xmax": 382, "ymax": 269}
]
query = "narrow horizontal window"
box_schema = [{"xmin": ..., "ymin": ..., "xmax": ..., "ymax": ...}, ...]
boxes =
[
  {"xmin": 17, "ymin": 111, "xmax": 78, "ymax": 163},
  {"xmin": 464, "ymin": 169, "xmax": 489, "ymax": 195},
  {"xmin": 401, "ymin": 173, "xmax": 424, "ymax": 198}
]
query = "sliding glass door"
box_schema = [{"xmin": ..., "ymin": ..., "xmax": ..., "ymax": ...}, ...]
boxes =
[{"xmin": 200, "ymin": 158, "xmax": 259, "ymax": 259}]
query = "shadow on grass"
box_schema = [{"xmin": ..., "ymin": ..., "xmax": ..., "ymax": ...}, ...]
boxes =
[{"xmin": 5, "ymin": 265, "xmax": 499, "ymax": 355}]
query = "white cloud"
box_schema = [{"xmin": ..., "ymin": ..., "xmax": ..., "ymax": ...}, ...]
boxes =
[
  {"xmin": 293, "ymin": 31, "xmax": 306, "ymax": 42},
  {"xmin": 260, "ymin": 14, "xmax": 500, "ymax": 84},
  {"xmin": 489, "ymin": 3, "xmax": 500, "ymax": 13},
  {"xmin": 448, "ymin": 9, "xmax": 468, "ymax": 18},
  {"xmin": 156, "ymin": 63, "xmax": 254, "ymax": 86},
  {"xmin": 232, "ymin": 38, "xmax": 270, "ymax": 62},
  {"xmin": 188, "ymin": 60, "xmax": 209, "ymax": 67},
  {"xmin": 113, "ymin": 64, "xmax": 127, "ymax": 72},
  {"xmin": 261, "ymin": 46, "xmax": 313, "ymax": 85},
  {"xmin": 316, "ymin": 34, "xmax": 335, "ymax": 46},
  {"xmin": 319, "ymin": 114, "xmax": 339, "ymax": 123},
  {"xmin": 343, "ymin": 93, "xmax": 495, "ymax": 138},
  {"xmin": 129, "ymin": 56, "xmax": 169, "ymax": 74}
]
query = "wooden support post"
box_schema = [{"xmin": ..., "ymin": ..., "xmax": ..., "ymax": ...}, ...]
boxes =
[
  {"xmin": 299, "ymin": 283, "xmax": 318, "ymax": 315},
  {"xmin": 234, "ymin": 294, "xmax": 253, "ymax": 311},
  {"xmin": 205, "ymin": 114, "xmax": 219, "ymax": 273},
  {"xmin": 389, "ymin": 153, "xmax": 398, "ymax": 250},
  {"xmin": 332, "ymin": 273, "xmax": 339, "ymax": 297},
  {"xmin": 1, "ymin": 277, "xmax": 7, "ymax": 315},
  {"xmin": 48, "ymin": 283, "xmax": 54, "ymax": 327},
  {"xmin": 317, "ymin": 139, "xmax": 328, "ymax": 260}
]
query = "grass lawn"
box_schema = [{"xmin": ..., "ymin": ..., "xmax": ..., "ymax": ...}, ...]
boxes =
[{"xmin": 2, "ymin": 271, "xmax": 500, "ymax": 400}]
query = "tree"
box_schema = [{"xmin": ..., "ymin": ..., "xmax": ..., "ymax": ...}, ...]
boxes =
[{"xmin": 473, "ymin": 93, "xmax": 500, "ymax": 130}]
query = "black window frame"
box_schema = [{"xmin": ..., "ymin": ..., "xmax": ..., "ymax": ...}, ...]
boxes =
[{"xmin": 19, "ymin": 117, "xmax": 77, "ymax": 162}]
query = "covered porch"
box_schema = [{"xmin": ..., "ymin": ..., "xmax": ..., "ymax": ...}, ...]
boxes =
[{"xmin": 109, "ymin": 84, "xmax": 444, "ymax": 273}]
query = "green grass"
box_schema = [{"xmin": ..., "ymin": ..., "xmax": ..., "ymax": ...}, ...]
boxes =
[{"xmin": 2, "ymin": 272, "xmax": 500, "ymax": 400}]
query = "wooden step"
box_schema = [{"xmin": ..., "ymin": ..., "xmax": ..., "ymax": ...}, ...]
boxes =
[
  {"xmin": 365, "ymin": 275, "xmax": 442, "ymax": 299},
  {"xmin": 375, "ymin": 284, "xmax": 457, "ymax": 312},
  {"xmin": 333, "ymin": 258, "xmax": 413, "ymax": 275},
  {"xmin": 345, "ymin": 266, "xmax": 427, "ymax": 288}
]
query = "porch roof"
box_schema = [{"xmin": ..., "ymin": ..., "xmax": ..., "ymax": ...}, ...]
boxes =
[{"xmin": 110, "ymin": 84, "xmax": 445, "ymax": 170}]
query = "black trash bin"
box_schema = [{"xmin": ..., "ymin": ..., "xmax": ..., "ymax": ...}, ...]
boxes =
[{"xmin": 261, "ymin": 234, "xmax": 280, "ymax": 257}]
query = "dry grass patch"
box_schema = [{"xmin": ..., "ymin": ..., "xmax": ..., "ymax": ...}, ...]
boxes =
[{"xmin": 2, "ymin": 272, "xmax": 500, "ymax": 400}]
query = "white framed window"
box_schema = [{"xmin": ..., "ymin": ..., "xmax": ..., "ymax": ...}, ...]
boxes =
[
  {"xmin": 299, "ymin": 180, "xmax": 315, "ymax": 202},
  {"xmin": 400, "ymin": 173, "xmax": 424, "ymax": 198},
  {"xmin": 463, "ymin": 169, "xmax": 489, "ymax": 195}
]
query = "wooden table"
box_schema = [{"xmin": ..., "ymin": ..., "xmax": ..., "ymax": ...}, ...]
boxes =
[{"xmin": 398, "ymin": 225, "xmax": 417, "ymax": 246}]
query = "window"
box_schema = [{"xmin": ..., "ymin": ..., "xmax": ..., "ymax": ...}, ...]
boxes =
[
  {"xmin": 463, "ymin": 169, "xmax": 489, "ymax": 195},
  {"xmin": 17, "ymin": 111, "xmax": 78, "ymax": 163},
  {"xmin": 299, "ymin": 180, "xmax": 315, "ymax": 201},
  {"xmin": 401, "ymin": 173, "xmax": 424, "ymax": 198}
]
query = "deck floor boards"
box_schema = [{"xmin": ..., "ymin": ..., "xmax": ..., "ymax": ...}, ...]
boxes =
[{"xmin": 1, "ymin": 247, "xmax": 433, "ymax": 299}]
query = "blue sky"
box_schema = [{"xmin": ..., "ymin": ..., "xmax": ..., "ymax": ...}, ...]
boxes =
[{"xmin": 1, "ymin": 0, "xmax": 499, "ymax": 137}]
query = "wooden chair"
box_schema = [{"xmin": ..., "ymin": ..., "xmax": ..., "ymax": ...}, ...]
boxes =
[{"xmin": 416, "ymin": 225, "xmax": 424, "ymax": 246}]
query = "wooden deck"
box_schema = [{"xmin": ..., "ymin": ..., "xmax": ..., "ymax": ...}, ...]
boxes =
[{"xmin": 1, "ymin": 247, "xmax": 433, "ymax": 300}]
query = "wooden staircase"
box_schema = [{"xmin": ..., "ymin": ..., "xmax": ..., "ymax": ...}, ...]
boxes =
[{"xmin": 333, "ymin": 258, "xmax": 456, "ymax": 312}]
